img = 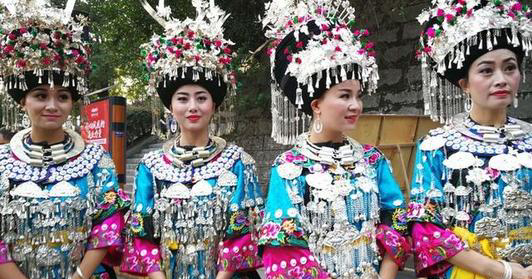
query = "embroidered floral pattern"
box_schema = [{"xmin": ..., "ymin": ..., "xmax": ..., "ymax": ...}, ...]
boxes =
[
  {"xmin": 88, "ymin": 213, "xmax": 124, "ymax": 250},
  {"xmin": 411, "ymin": 223, "xmax": 465, "ymax": 276},
  {"xmin": 218, "ymin": 234, "xmax": 262, "ymax": 272},
  {"xmin": 392, "ymin": 208, "xmax": 408, "ymax": 235},
  {"xmin": 376, "ymin": 224, "xmax": 411, "ymax": 268},
  {"xmin": 226, "ymin": 210, "xmax": 251, "ymax": 235},
  {"xmin": 275, "ymin": 149, "xmax": 311, "ymax": 167},
  {"xmin": 120, "ymin": 239, "xmax": 162, "ymax": 276},
  {"xmin": 267, "ymin": 266, "xmax": 324, "ymax": 279},
  {"xmin": 129, "ymin": 212, "xmax": 145, "ymax": 236},
  {"xmin": 258, "ymin": 219, "xmax": 307, "ymax": 247},
  {"xmin": 0, "ymin": 241, "xmax": 12, "ymax": 264},
  {"xmin": 406, "ymin": 200, "xmax": 444, "ymax": 227},
  {"xmin": 93, "ymin": 188, "xmax": 130, "ymax": 222},
  {"xmin": 363, "ymin": 144, "xmax": 382, "ymax": 165},
  {"xmin": 92, "ymin": 272, "xmax": 111, "ymax": 279}
]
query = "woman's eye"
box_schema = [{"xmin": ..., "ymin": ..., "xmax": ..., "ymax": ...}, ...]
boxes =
[
  {"xmin": 59, "ymin": 94, "xmax": 70, "ymax": 101},
  {"xmin": 198, "ymin": 96, "xmax": 207, "ymax": 102},
  {"xmin": 177, "ymin": 97, "xmax": 187, "ymax": 102},
  {"xmin": 479, "ymin": 68, "xmax": 492, "ymax": 74},
  {"xmin": 505, "ymin": 64, "xmax": 517, "ymax": 71}
]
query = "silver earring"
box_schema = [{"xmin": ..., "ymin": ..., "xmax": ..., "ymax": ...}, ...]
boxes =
[
  {"xmin": 21, "ymin": 112, "xmax": 31, "ymax": 128},
  {"xmin": 513, "ymin": 93, "xmax": 518, "ymax": 108},
  {"xmin": 63, "ymin": 115, "xmax": 73, "ymax": 130},
  {"xmin": 464, "ymin": 94, "xmax": 472, "ymax": 113},
  {"xmin": 313, "ymin": 115, "xmax": 323, "ymax": 134}
]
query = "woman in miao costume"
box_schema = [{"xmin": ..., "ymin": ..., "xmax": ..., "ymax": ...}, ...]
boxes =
[
  {"xmin": 258, "ymin": 0, "xmax": 411, "ymax": 278},
  {"xmin": 119, "ymin": 1, "xmax": 263, "ymax": 279},
  {"xmin": 408, "ymin": 0, "xmax": 532, "ymax": 278},
  {"xmin": 0, "ymin": 1, "xmax": 130, "ymax": 279}
]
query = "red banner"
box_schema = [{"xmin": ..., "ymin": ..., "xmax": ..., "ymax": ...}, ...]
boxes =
[{"xmin": 82, "ymin": 99, "xmax": 110, "ymax": 151}]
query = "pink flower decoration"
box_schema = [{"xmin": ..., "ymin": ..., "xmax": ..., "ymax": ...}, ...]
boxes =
[
  {"xmin": 363, "ymin": 29, "xmax": 370, "ymax": 36},
  {"xmin": 426, "ymin": 27, "xmax": 436, "ymax": 38},
  {"xmin": 365, "ymin": 42, "xmax": 375, "ymax": 49},
  {"xmin": 335, "ymin": 46, "xmax": 342, "ymax": 52},
  {"xmin": 295, "ymin": 41, "xmax": 304, "ymax": 48},
  {"xmin": 187, "ymin": 31, "xmax": 195, "ymax": 39},
  {"xmin": 42, "ymin": 57, "xmax": 51, "ymax": 65},
  {"xmin": 286, "ymin": 55, "xmax": 293, "ymax": 62},
  {"xmin": 260, "ymin": 223, "xmax": 281, "ymax": 239},
  {"xmin": 3, "ymin": 45, "xmax": 14, "ymax": 53},
  {"xmin": 16, "ymin": 59, "xmax": 26, "ymax": 68},
  {"xmin": 445, "ymin": 14, "xmax": 454, "ymax": 22},
  {"xmin": 8, "ymin": 33, "xmax": 16, "ymax": 40},
  {"xmin": 266, "ymin": 48, "xmax": 273, "ymax": 56},
  {"xmin": 175, "ymin": 49, "xmax": 182, "ymax": 57},
  {"xmin": 437, "ymin": 8, "xmax": 445, "ymax": 17},
  {"xmin": 184, "ymin": 43, "xmax": 191, "ymax": 50},
  {"xmin": 511, "ymin": 2, "xmax": 522, "ymax": 11},
  {"xmin": 353, "ymin": 29, "xmax": 360, "ymax": 36},
  {"xmin": 223, "ymin": 47, "xmax": 232, "ymax": 54},
  {"xmin": 368, "ymin": 153, "xmax": 380, "ymax": 164},
  {"xmin": 467, "ymin": 8, "xmax": 473, "ymax": 17},
  {"xmin": 19, "ymin": 28, "xmax": 27, "ymax": 34},
  {"xmin": 357, "ymin": 49, "xmax": 366, "ymax": 55},
  {"xmin": 321, "ymin": 24, "xmax": 329, "ymax": 31},
  {"xmin": 508, "ymin": 11, "xmax": 516, "ymax": 18}
]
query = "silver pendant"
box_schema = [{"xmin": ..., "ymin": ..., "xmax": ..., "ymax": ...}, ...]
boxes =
[{"xmin": 162, "ymin": 183, "xmax": 191, "ymax": 199}]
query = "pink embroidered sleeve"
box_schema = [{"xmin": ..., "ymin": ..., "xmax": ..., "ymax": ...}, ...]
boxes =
[
  {"xmin": 217, "ymin": 233, "xmax": 262, "ymax": 272},
  {"xmin": 262, "ymin": 246, "xmax": 329, "ymax": 279},
  {"xmin": 411, "ymin": 222, "xmax": 465, "ymax": 277},
  {"xmin": 120, "ymin": 237, "xmax": 162, "ymax": 276},
  {"xmin": 87, "ymin": 212, "xmax": 125, "ymax": 266},
  {"xmin": 0, "ymin": 241, "xmax": 12, "ymax": 264},
  {"xmin": 375, "ymin": 224, "xmax": 411, "ymax": 269}
]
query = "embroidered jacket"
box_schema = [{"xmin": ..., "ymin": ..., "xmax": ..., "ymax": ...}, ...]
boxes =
[
  {"xmin": 120, "ymin": 138, "xmax": 263, "ymax": 279},
  {"xmin": 407, "ymin": 113, "xmax": 532, "ymax": 278},
  {"xmin": 0, "ymin": 130, "xmax": 130, "ymax": 279},
  {"xmin": 259, "ymin": 136, "xmax": 410, "ymax": 279}
]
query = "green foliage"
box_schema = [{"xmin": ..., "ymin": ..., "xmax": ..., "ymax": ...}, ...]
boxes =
[{"xmin": 68, "ymin": 0, "xmax": 270, "ymax": 113}]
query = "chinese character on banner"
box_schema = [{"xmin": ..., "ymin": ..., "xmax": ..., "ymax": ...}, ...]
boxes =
[{"xmin": 82, "ymin": 100, "xmax": 110, "ymax": 151}]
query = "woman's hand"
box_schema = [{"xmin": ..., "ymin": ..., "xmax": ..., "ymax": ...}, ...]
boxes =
[
  {"xmin": 0, "ymin": 263, "xmax": 28, "ymax": 279},
  {"xmin": 216, "ymin": 271, "xmax": 234, "ymax": 279},
  {"xmin": 378, "ymin": 253, "xmax": 399, "ymax": 279},
  {"xmin": 508, "ymin": 262, "xmax": 531, "ymax": 279},
  {"xmin": 148, "ymin": 271, "xmax": 166, "ymax": 279}
]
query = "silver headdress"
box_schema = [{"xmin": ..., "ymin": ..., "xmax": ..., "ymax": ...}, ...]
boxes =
[
  {"xmin": 0, "ymin": 0, "xmax": 91, "ymax": 130},
  {"xmin": 417, "ymin": 0, "xmax": 531, "ymax": 124},
  {"xmin": 263, "ymin": 0, "xmax": 379, "ymax": 145},
  {"xmin": 140, "ymin": 0, "xmax": 236, "ymax": 136}
]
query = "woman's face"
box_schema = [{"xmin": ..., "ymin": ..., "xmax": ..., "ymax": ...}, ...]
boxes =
[
  {"xmin": 170, "ymin": 84, "xmax": 215, "ymax": 133},
  {"xmin": 459, "ymin": 49, "xmax": 521, "ymax": 111},
  {"xmin": 311, "ymin": 79, "xmax": 363, "ymax": 134},
  {"xmin": 22, "ymin": 85, "xmax": 73, "ymax": 131}
]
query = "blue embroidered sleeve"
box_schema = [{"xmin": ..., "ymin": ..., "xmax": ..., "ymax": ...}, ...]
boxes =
[{"xmin": 258, "ymin": 166, "xmax": 308, "ymax": 251}]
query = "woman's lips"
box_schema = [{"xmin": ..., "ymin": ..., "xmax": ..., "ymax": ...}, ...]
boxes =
[
  {"xmin": 490, "ymin": 90, "xmax": 511, "ymax": 98},
  {"xmin": 345, "ymin": 115, "xmax": 358, "ymax": 124},
  {"xmin": 42, "ymin": 115, "xmax": 61, "ymax": 120},
  {"xmin": 186, "ymin": 115, "xmax": 201, "ymax": 122}
]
